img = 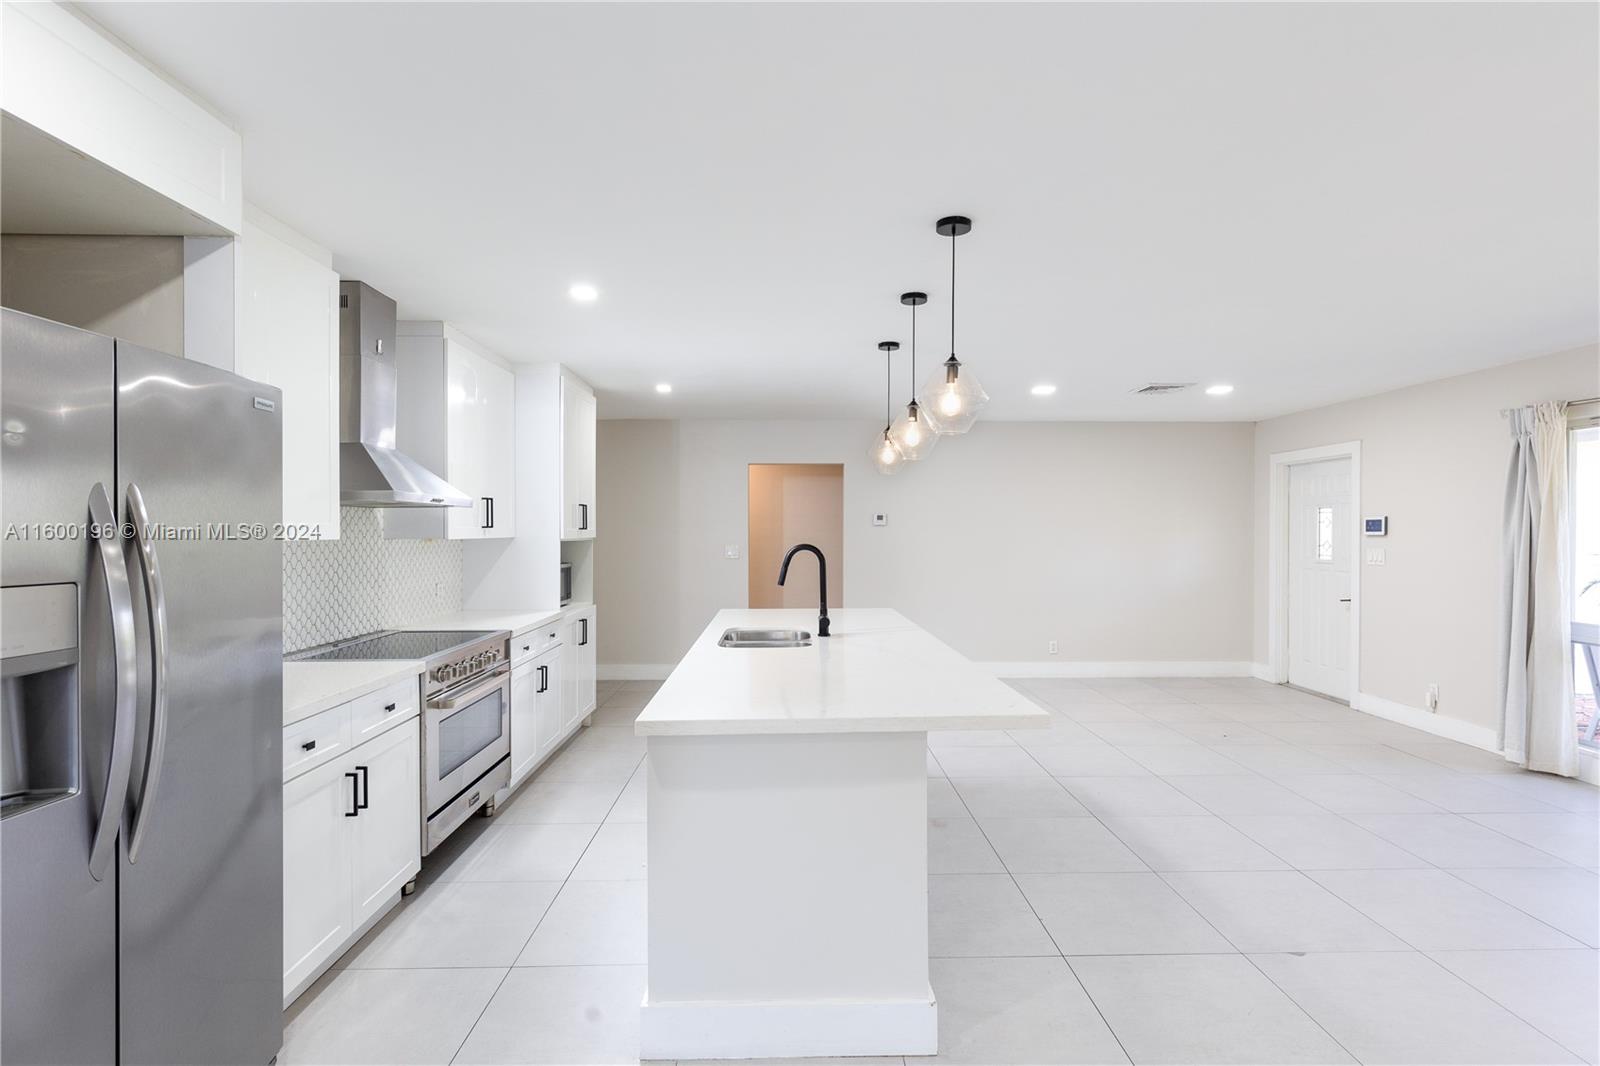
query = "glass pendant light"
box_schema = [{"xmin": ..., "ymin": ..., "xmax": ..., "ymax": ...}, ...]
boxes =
[
  {"xmin": 888, "ymin": 292, "xmax": 937, "ymax": 461},
  {"xmin": 919, "ymin": 215, "xmax": 989, "ymax": 435},
  {"xmin": 870, "ymin": 341, "xmax": 904, "ymax": 475}
]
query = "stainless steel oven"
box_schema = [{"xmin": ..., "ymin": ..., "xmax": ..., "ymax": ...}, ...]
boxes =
[{"xmin": 423, "ymin": 663, "xmax": 510, "ymax": 849}]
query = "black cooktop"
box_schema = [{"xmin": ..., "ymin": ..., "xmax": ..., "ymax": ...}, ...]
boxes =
[{"xmin": 295, "ymin": 630, "xmax": 494, "ymax": 663}]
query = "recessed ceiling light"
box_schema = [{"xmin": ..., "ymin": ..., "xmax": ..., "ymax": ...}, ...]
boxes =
[
  {"xmin": 1030, "ymin": 384, "xmax": 1058, "ymax": 397},
  {"xmin": 568, "ymin": 283, "xmax": 599, "ymax": 303},
  {"xmin": 1205, "ymin": 384, "xmax": 1234, "ymax": 396},
  {"xmin": 654, "ymin": 383, "xmax": 672, "ymax": 395}
]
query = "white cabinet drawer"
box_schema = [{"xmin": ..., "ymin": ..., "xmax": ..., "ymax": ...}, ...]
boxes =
[
  {"xmin": 349, "ymin": 676, "xmax": 421, "ymax": 746},
  {"xmin": 283, "ymin": 706, "xmax": 350, "ymax": 782},
  {"xmin": 510, "ymin": 623, "xmax": 562, "ymax": 667}
]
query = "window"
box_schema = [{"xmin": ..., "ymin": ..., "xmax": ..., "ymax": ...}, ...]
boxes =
[
  {"xmin": 1315, "ymin": 506, "xmax": 1334, "ymax": 562},
  {"xmin": 1570, "ymin": 403, "xmax": 1599, "ymax": 748}
]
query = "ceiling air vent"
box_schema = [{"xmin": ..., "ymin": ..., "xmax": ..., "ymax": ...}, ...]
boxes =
[{"xmin": 1132, "ymin": 382, "xmax": 1196, "ymax": 395}]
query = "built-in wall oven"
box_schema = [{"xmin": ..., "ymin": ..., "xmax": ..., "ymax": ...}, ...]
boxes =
[{"xmin": 293, "ymin": 628, "xmax": 512, "ymax": 855}]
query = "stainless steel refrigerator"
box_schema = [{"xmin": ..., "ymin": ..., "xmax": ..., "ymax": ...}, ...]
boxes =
[{"xmin": 1, "ymin": 308, "xmax": 284, "ymax": 1065}]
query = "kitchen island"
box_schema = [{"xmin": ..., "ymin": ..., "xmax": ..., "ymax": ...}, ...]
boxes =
[{"xmin": 634, "ymin": 608, "xmax": 1047, "ymax": 1060}]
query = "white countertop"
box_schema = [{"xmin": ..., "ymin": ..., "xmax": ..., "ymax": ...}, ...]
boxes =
[
  {"xmin": 634, "ymin": 608, "xmax": 1048, "ymax": 737},
  {"xmin": 409, "ymin": 607, "xmax": 573, "ymax": 637},
  {"xmin": 283, "ymin": 659, "xmax": 425, "ymax": 728}
]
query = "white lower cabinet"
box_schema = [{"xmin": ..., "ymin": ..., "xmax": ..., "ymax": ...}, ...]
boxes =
[
  {"xmin": 350, "ymin": 724, "xmax": 422, "ymax": 928},
  {"xmin": 568, "ymin": 606, "xmax": 598, "ymax": 725},
  {"xmin": 533, "ymin": 646, "xmax": 565, "ymax": 763},
  {"xmin": 510, "ymin": 657, "xmax": 539, "ymax": 787},
  {"xmin": 282, "ymin": 690, "xmax": 421, "ymax": 1006},
  {"xmin": 282, "ymin": 757, "xmax": 354, "ymax": 1000}
]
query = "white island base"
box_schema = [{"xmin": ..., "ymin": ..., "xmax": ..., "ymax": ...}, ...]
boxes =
[
  {"xmin": 635, "ymin": 609, "xmax": 1047, "ymax": 1061},
  {"xmin": 641, "ymin": 730, "xmax": 935, "ymax": 1059}
]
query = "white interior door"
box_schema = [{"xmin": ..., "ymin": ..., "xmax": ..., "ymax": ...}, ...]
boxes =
[{"xmin": 1287, "ymin": 458, "xmax": 1352, "ymax": 700}]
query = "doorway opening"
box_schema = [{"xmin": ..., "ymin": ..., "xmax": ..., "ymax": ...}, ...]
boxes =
[
  {"xmin": 747, "ymin": 464, "xmax": 843, "ymax": 610},
  {"xmin": 1268, "ymin": 442, "xmax": 1362, "ymax": 705}
]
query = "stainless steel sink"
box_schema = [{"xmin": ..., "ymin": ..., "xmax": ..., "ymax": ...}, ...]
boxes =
[{"xmin": 718, "ymin": 627, "xmax": 812, "ymax": 648}]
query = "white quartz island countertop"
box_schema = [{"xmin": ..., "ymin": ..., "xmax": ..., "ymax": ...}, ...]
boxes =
[{"xmin": 635, "ymin": 608, "xmax": 1047, "ymax": 736}]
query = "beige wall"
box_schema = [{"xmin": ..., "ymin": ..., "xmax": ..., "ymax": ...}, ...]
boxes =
[
  {"xmin": 1, "ymin": 235, "xmax": 185, "ymax": 354},
  {"xmin": 595, "ymin": 419, "xmax": 1256, "ymax": 669},
  {"xmin": 747, "ymin": 464, "xmax": 844, "ymax": 610},
  {"xmin": 1252, "ymin": 344, "xmax": 1599, "ymax": 732}
]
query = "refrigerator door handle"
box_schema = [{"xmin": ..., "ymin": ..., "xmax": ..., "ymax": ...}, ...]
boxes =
[
  {"xmin": 124, "ymin": 483, "xmax": 170, "ymax": 863},
  {"xmin": 86, "ymin": 483, "xmax": 139, "ymax": 882}
]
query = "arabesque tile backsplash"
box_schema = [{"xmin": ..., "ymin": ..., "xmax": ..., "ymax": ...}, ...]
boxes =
[{"xmin": 282, "ymin": 507, "xmax": 463, "ymax": 652}]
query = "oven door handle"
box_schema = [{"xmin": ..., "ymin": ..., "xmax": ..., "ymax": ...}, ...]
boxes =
[{"xmin": 428, "ymin": 668, "xmax": 509, "ymax": 712}]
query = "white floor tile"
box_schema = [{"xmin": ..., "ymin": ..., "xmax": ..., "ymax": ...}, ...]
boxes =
[
  {"xmin": 977, "ymin": 816, "xmax": 1148, "ymax": 873},
  {"xmin": 926, "ymin": 751, "xmax": 946, "ymax": 777},
  {"xmin": 516, "ymin": 880, "xmax": 646, "ymax": 966},
  {"xmin": 1274, "ymin": 773, "xmax": 1445, "ymax": 814},
  {"xmin": 950, "ymin": 777, "xmax": 1089, "ymax": 818},
  {"xmin": 1009, "ymin": 718, "xmax": 1103, "ymax": 747},
  {"xmin": 1164, "ymin": 720, "xmax": 1278, "ymax": 745},
  {"xmin": 1348, "ymin": 812, "xmax": 1572, "ymax": 868},
  {"xmin": 1391, "ymin": 741, "xmax": 1526, "ymax": 774},
  {"xmin": 1447, "ymin": 867, "xmax": 1600, "ymax": 948},
  {"xmin": 1209, "ymin": 741, "xmax": 1349, "ymax": 775},
  {"xmin": 1204, "ymin": 703, "xmax": 1322, "ymax": 725},
  {"xmin": 1373, "ymin": 773, "xmax": 1563, "ymax": 813},
  {"xmin": 1015, "ymin": 872, "xmax": 1233, "ymax": 955},
  {"xmin": 1223, "ymin": 814, "xmax": 1431, "ymax": 869},
  {"xmin": 1100, "ymin": 816, "xmax": 1291, "ymax": 871},
  {"xmin": 280, "ymin": 967, "xmax": 506, "ymax": 1065},
  {"xmin": 1051, "ymin": 702, "xmax": 1155, "ymax": 723},
  {"xmin": 569, "ymin": 821, "xmax": 647, "ymax": 880},
  {"xmin": 434, "ymin": 823, "xmax": 599, "ymax": 883},
  {"xmin": 1484, "ymin": 772, "xmax": 1600, "ymax": 813},
  {"xmin": 1120, "ymin": 744, "xmax": 1251, "ymax": 776},
  {"xmin": 606, "ymin": 771, "xmax": 648, "ymax": 823},
  {"xmin": 1029, "ymin": 744, "xmax": 1153, "ymax": 777},
  {"xmin": 1056, "ymin": 777, "xmax": 1208, "ymax": 816},
  {"xmin": 565, "ymin": 724, "xmax": 648, "ymax": 757},
  {"xmin": 498, "ymin": 780, "xmax": 625, "ymax": 824},
  {"xmin": 928, "ymin": 728, "xmax": 1022, "ymax": 748},
  {"xmin": 1309, "ymin": 868, "xmax": 1585, "ymax": 950},
  {"xmin": 925, "ymin": 956, "xmax": 1130, "ymax": 1064},
  {"xmin": 1295, "ymin": 743, "xmax": 1457, "ymax": 775},
  {"xmin": 453, "ymin": 965, "xmax": 645, "ymax": 1065},
  {"xmin": 926, "ymin": 776, "xmax": 968, "ymax": 817},
  {"xmin": 1465, "ymin": 812, "xmax": 1600, "ymax": 866},
  {"xmin": 534, "ymin": 747, "xmax": 644, "ymax": 785},
  {"xmin": 1428, "ymin": 949, "xmax": 1599, "ymax": 1063},
  {"xmin": 1161, "ymin": 871, "xmax": 1407, "ymax": 953},
  {"xmin": 928, "ymin": 816, "xmax": 1005, "ymax": 873},
  {"xmin": 928, "ymin": 874, "xmax": 1056, "ymax": 957},
  {"xmin": 1069, "ymin": 954, "xmax": 1353, "ymax": 1064},
  {"xmin": 932, "ymin": 746, "xmax": 1049, "ymax": 779},
  {"xmin": 1082, "ymin": 720, "xmax": 1189, "ymax": 745},
  {"xmin": 1167, "ymin": 775, "xmax": 1328, "ymax": 816},
  {"xmin": 346, "ymin": 881, "xmax": 560, "ymax": 969},
  {"xmin": 1252, "ymin": 951, "xmax": 1581, "ymax": 1065}
]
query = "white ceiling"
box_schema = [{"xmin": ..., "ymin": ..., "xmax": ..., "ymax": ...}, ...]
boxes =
[{"xmin": 83, "ymin": 2, "xmax": 1598, "ymax": 421}]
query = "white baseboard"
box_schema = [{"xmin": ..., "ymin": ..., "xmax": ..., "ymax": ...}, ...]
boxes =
[
  {"xmin": 1579, "ymin": 747, "xmax": 1599, "ymax": 786},
  {"xmin": 979, "ymin": 660, "xmax": 1255, "ymax": 679},
  {"xmin": 1250, "ymin": 662, "xmax": 1275, "ymax": 682},
  {"xmin": 640, "ymin": 990, "xmax": 937, "ymax": 1060},
  {"xmin": 599, "ymin": 664, "xmax": 673, "ymax": 682},
  {"xmin": 1355, "ymin": 692, "xmax": 1502, "ymax": 753}
]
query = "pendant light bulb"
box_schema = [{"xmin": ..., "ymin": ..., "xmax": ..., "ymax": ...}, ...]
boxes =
[
  {"xmin": 889, "ymin": 291, "xmax": 936, "ymax": 460},
  {"xmin": 871, "ymin": 341, "xmax": 905, "ymax": 475},
  {"xmin": 920, "ymin": 216, "xmax": 989, "ymax": 436}
]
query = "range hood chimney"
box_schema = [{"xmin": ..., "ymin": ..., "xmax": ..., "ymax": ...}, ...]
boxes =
[{"xmin": 338, "ymin": 281, "xmax": 471, "ymax": 508}]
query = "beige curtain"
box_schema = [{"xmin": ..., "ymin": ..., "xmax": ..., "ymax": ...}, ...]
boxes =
[{"xmin": 1498, "ymin": 402, "xmax": 1576, "ymax": 776}]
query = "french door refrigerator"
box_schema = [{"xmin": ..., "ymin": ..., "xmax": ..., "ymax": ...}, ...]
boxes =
[{"xmin": 1, "ymin": 308, "xmax": 284, "ymax": 1065}]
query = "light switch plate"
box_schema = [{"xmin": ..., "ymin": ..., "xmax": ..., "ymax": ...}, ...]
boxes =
[
  {"xmin": 1365, "ymin": 548, "xmax": 1385, "ymax": 566},
  {"xmin": 724, "ymin": 544, "xmax": 741, "ymax": 560},
  {"xmin": 872, "ymin": 513, "xmax": 888, "ymax": 526}
]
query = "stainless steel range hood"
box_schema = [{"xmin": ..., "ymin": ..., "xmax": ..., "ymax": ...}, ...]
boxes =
[{"xmin": 338, "ymin": 281, "xmax": 470, "ymax": 508}]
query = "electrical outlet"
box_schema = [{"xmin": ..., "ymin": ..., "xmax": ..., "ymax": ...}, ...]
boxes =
[
  {"xmin": 1425, "ymin": 684, "xmax": 1439, "ymax": 712},
  {"xmin": 872, "ymin": 512, "xmax": 888, "ymax": 527},
  {"xmin": 723, "ymin": 544, "xmax": 741, "ymax": 560},
  {"xmin": 1048, "ymin": 640, "xmax": 1059, "ymax": 655}
]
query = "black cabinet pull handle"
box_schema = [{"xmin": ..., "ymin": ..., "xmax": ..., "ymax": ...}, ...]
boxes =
[
  {"xmin": 579, "ymin": 503, "xmax": 588, "ymax": 530},
  {"xmin": 356, "ymin": 765, "xmax": 370, "ymax": 811},
  {"xmin": 344, "ymin": 772, "xmax": 360, "ymax": 817},
  {"xmin": 488, "ymin": 496, "xmax": 495, "ymax": 529},
  {"xmin": 301, "ymin": 739, "xmax": 316, "ymax": 751},
  {"xmin": 537, "ymin": 664, "xmax": 548, "ymax": 694},
  {"xmin": 481, "ymin": 497, "xmax": 492, "ymax": 529},
  {"xmin": 579, "ymin": 618, "xmax": 588, "ymax": 646},
  {"xmin": 384, "ymin": 702, "xmax": 397, "ymax": 713}
]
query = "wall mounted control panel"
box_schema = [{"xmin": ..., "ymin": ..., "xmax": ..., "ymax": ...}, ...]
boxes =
[{"xmin": 1363, "ymin": 516, "xmax": 1388, "ymax": 536}]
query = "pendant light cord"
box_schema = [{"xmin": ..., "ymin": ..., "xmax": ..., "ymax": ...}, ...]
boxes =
[
  {"xmin": 910, "ymin": 300, "xmax": 917, "ymax": 394},
  {"xmin": 885, "ymin": 349, "xmax": 892, "ymax": 431},
  {"xmin": 949, "ymin": 228, "xmax": 957, "ymax": 357}
]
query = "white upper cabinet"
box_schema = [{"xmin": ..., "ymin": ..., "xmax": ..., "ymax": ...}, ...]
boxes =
[
  {"xmin": 1, "ymin": 3, "xmax": 242, "ymax": 235},
  {"xmin": 387, "ymin": 324, "xmax": 516, "ymax": 540},
  {"xmin": 236, "ymin": 209, "xmax": 340, "ymax": 539},
  {"xmin": 560, "ymin": 374, "xmax": 597, "ymax": 540}
]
